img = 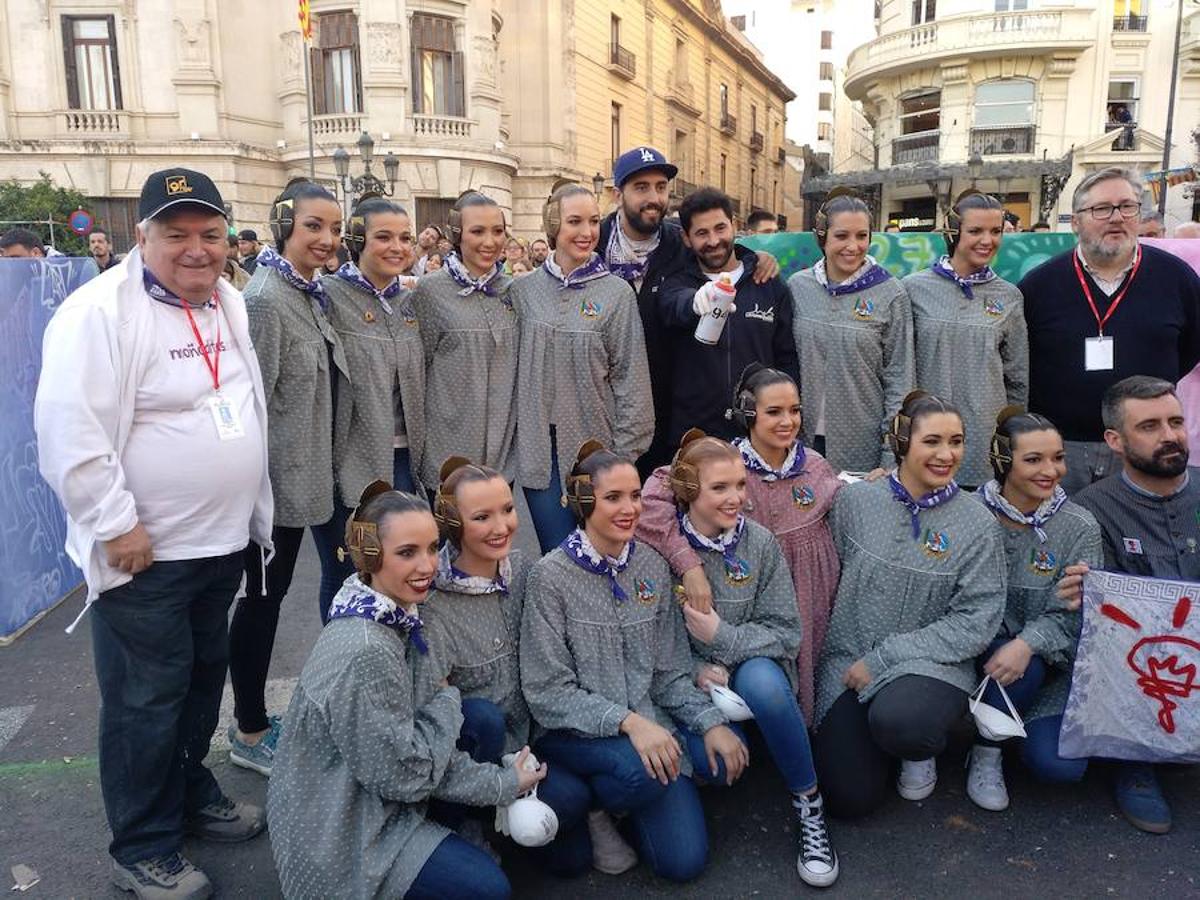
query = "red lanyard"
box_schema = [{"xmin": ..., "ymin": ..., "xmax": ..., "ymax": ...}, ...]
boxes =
[
  {"xmin": 1072, "ymin": 246, "xmax": 1141, "ymax": 336},
  {"xmin": 181, "ymin": 294, "xmax": 222, "ymax": 392}
]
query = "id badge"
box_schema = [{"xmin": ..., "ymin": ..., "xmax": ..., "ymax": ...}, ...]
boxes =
[
  {"xmin": 1084, "ymin": 336, "xmax": 1114, "ymax": 371},
  {"xmin": 208, "ymin": 395, "xmax": 245, "ymax": 440}
]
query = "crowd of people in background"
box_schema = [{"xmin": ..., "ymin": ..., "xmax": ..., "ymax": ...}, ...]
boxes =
[{"xmin": 17, "ymin": 148, "xmax": 1200, "ymax": 900}]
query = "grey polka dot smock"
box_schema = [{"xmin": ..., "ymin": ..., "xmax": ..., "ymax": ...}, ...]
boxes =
[
  {"xmin": 788, "ymin": 268, "xmax": 915, "ymax": 472},
  {"xmin": 903, "ymin": 269, "xmax": 1029, "ymax": 487},
  {"xmin": 267, "ymin": 612, "xmax": 521, "ymax": 899},
  {"xmin": 972, "ymin": 490, "xmax": 1102, "ymax": 721},
  {"xmin": 410, "ymin": 268, "xmax": 517, "ymax": 486},
  {"xmin": 519, "ymin": 541, "xmax": 727, "ymax": 776},
  {"xmin": 511, "ymin": 267, "xmax": 654, "ymax": 492},
  {"xmin": 815, "ymin": 478, "xmax": 1006, "ymax": 726}
]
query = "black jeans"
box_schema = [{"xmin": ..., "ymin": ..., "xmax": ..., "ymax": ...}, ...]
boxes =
[
  {"xmin": 89, "ymin": 552, "xmax": 244, "ymax": 864},
  {"xmin": 229, "ymin": 526, "xmax": 305, "ymax": 734},
  {"xmin": 813, "ymin": 675, "xmax": 968, "ymax": 820}
]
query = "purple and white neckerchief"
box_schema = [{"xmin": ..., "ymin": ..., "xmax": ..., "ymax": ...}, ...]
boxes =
[
  {"xmin": 889, "ymin": 473, "xmax": 960, "ymax": 540},
  {"xmin": 811, "ymin": 256, "xmax": 892, "ymax": 296},
  {"xmin": 561, "ymin": 528, "xmax": 633, "ymax": 603},
  {"xmin": 733, "ymin": 436, "xmax": 806, "ymax": 483},
  {"xmin": 334, "ymin": 261, "xmax": 404, "ymax": 314},
  {"xmin": 434, "ymin": 543, "xmax": 511, "ymax": 596},
  {"xmin": 326, "ymin": 574, "xmax": 427, "ymax": 653},
  {"xmin": 931, "ymin": 255, "xmax": 997, "ymax": 300},
  {"xmin": 980, "ymin": 479, "xmax": 1067, "ymax": 544},
  {"xmin": 603, "ymin": 209, "xmax": 660, "ymax": 283},
  {"xmin": 679, "ymin": 511, "xmax": 746, "ymax": 571},
  {"xmin": 543, "ymin": 252, "xmax": 610, "ymax": 289},
  {"xmin": 256, "ymin": 246, "xmax": 329, "ymax": 311},
  {"xmin": 142, "ymin": 267, "xmax": 215, "ymax": 310},
  {"xmin": 444, "ymin": 251, "xmax": 505, "ymax": 298}
]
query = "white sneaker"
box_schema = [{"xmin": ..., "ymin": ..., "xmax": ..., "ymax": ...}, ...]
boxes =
[
  {"xmin": 795, "ymin": 792, "xmax": 839, "ymax": 887},
  {"xmin": 897, "ymin": 758, "xmax": 937, "ymax": 801},
  {"xmin": 587, "ymin": 810, "xmax": 637, "ymax": 875},
  {"xmin": 966, "ymin": 745, "xmax": 1009, "ymax": 811}
]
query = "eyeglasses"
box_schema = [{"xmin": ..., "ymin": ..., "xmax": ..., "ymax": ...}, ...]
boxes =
[{"xmin": 1077, "ymin": 202, "xmax": 1141, "ymax": 221}]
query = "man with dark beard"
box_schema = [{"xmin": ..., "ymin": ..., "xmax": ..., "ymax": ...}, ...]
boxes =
[
  {"xmin": 599, "ymin": 147, "xmax": 780, "ymax": 473},
  {"xmin": 1056, "ymin": 376, "xmax": 1197, "ymax": 835},
  {"xmin": 1020, "ymin": 167, "xmax": 1200, "ymax": 494},
  {"xmin": 656, "ymin": 187, "xmax": 797, "ymax": 446}
]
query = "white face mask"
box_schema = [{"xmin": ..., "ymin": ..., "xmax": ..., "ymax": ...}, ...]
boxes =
[
  {"xmin": 710, "ymin": 684, "xmax": 755, "ymax": 722},
  {"xmin": 969, "ymin": 677, "xmax": 1027, "ymax": 741},
  {"xmin": 504, "ymin": 791, "xmax": 559, "ymax": 848}
]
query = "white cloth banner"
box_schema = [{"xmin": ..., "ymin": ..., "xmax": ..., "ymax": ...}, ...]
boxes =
[{"xmin": 1060, "ymin": 570, "xmax": 1200, "ymax": 763}]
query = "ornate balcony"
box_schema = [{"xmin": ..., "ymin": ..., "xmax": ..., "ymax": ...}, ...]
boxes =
[
  {"xmin": 312, "ymin": 113, "xmax": 364, "ymax": 138},
  {"xmin": 1105, "ymin": 121, "xmax": 1137, "ymax": 152},
  {"xmin": 1112, "ymin": 14, "xmax": 1148, "ymax": 33},
  {"xmin": 60, "ymin": 109, "xmax": 127, "ymax": 135},
  {"xmin": 969, "ymin": 125, "xmax": 1035, "ymax": 157},
  {"xmin": 720, "ymin": 112, "xmax": 737, "ymax": 135},
  {"xmin": 666, "ymin": 79, "xmax": 702, "ymax": 117},
  {"xmin": 749, "ymin": 131, "xmax": 764, "ymax": 153},
  {"xmin": 892, "ymin": 130, "xmax": 939, "ymax": 164},
  {"xmin": 609, "ymin": 43, "xmax": 636, "ymax": 80},
  {"xmin": 411, "ymin": 115, "xmax": 473, "ymax": 139},
  {"xmin": 845, "ymin": 9, "xmax": 1093, "ymax": 100}
]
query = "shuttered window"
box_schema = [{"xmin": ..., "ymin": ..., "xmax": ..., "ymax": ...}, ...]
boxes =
[
  {"xmin": 411, "ymin": 14, "xmax": 464, "ymax": 117},
  {"xmin": 311, "ymin": 11, "xmax": 362, "ymax": 115},
  {"xmin": 62, "ymin": 16, "xmax": 123, "ymax": 110}
]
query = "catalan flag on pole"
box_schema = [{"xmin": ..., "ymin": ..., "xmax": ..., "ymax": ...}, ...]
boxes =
[{"xmin": 298, "ymin": 0, "xmax": 312, "ymax": 41}]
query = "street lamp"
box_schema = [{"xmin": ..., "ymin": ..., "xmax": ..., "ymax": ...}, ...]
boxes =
[
  {"xmin": 592, "ymin": 172, "xmax": 606, "ymax": 196},
  {"xmin": 333, "ymin": 131, "xmax": 400, "ymax": 211}
]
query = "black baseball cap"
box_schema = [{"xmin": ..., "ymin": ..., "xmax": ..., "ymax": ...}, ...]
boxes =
[
  {"xmin": 238, "ymin": 229, "xmax": 258, "ymax": 241},
  {"xmin": 138, "ymin": 168, "xmax": 227, "ymax": 221}
]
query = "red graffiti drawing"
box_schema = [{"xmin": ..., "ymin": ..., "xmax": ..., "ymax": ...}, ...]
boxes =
[{"xmin": 1101, "ymin": 596, "xmax": 1199, "ymax": 735}]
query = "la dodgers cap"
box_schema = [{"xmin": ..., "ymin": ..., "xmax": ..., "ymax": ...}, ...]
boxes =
[
  {"xmin": 612, "ymin": 147, "xmax": 679, "ymax": 188},
  {"xmin": 138, "ymin": 168, "xmax": 227, "ymax": 221}
]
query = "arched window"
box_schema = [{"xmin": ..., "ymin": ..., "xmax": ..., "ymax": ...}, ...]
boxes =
[{"xmin": 971, "ymin": 79, "xmax": 1035, "ymax": 155}]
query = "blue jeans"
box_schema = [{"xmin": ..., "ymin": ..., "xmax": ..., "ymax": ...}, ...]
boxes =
[
  {"xmin": 729, "ymin": 657, "xmax": 817, "ymax": 792},
  {"xmin": 90, "ymin": 552, "xmax": 244, "ymax": 864},
  {"xmin": 316, "ymin": 448, "xmax": 416, "ymax": 622},
  {"xmin": 404, "ymin": 833, "xmax": 510, "ymax": 900},
  {"xmin": 523, "ymin": 429, "xmax": 578, "ymax": 554},
  {"xmin": 536, "ymin": 731, "xmax": 710, "ymax": 882},
  {"xmin": 430, "ymin": 701, "xmax": 592, "ymax": 878}
]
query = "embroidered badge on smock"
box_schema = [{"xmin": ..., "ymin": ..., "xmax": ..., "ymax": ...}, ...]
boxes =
[
  {"xmin": 852, "ymin": 297, "xmax": 875, "ymax": 320},
  {"xmin": 580, "ymin": 298, "xmax": 602, "ymax": 318},
  {"xmin": 1029, "ymin": 546, "xmax": 1057, "ymax": 575},
  {"xmin": 792, "ymin": 484, "xmax": 816, "ymax": 507},
  {"xmin": 922, "ymin": 529, "xmax": 950, "ymax": 558},
  {"xmin": 983, "ymin": 298, "xmax": 1004, "ymax": 317},
  {"xmin": 724, "ymin": 558, "xmax": 753, "ymax": 585},
  {"xmin": 635, "ymin": 578, "xmax": 658, "ymax": 605},
  {"xmin": 1122, "ymin": 537, "xmax": 1144, "ymax": 555},
  {"xmin": 363, "ymin": 310, "xmax": 376, "ymax": 323}
]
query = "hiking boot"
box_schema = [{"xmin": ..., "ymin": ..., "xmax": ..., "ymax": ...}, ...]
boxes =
[
  {"xmin": 1114, "ymin": 763, "xmax": 1171, "ymax": 834},
  {"xmin": 795, "ymin": 791, "xmax": 839, "ymax": 887},
  {"xmin": 897, "ymin": 758, "xmax": 937, "ymax": 801},
  {"xmin": 587, "ymin": 810, "xmax": 637, "ymax": 875},
  {"xmin": 228, "ymin": 716, "xmax": 281, "ymax": 776},
  {"xmin": 966, "ymin": 745, "xmax": 1009, "ymax": 811},
  {"xmin": 184, "ymin": 795, "xmax": 266, "ymax": 843},
  {"xmin": 111, "ymin": 853, "xmax": 211, "ymax": 900}
]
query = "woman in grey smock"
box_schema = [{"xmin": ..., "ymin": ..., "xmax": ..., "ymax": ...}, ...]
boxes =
[
  {"xmin": 410, "ymin": 192, "xmax": 517, "ymax": 487},
  {"xmin": 903, "ymin": 191, "xmax": 1028, "ymax": 488},
  {"xmin": 317, "ymin": 197, "xmax": 426, "ymax": 620},
  {"xmin": 811, "ymin": 391, "xmax": 1005, "ymax": 819},
  {"xmin": 966, "ymin": 408, "xmax": 1101, "ymax": 812},
  {"xmin": 267, "ymin": 488, "xmax": 544, "ymax": 900},
  {"xmin": 512, "ymin": 184, "xmax": 654, "ymax": 552},
  {"xmin": 788, "ymin": 192, "xmax": 913, "ymax": 472}
]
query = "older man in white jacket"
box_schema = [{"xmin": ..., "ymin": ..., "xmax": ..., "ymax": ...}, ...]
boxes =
[{"xmin": 35, "ymin": 168, "xmax": 273, "ymax": 900}]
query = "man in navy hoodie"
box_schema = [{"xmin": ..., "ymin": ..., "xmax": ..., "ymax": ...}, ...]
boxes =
[{"xmin": 658, "ymin": 187, "xmax": 799, "ymax": 447}]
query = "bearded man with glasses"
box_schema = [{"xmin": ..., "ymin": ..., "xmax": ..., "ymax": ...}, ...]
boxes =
[{"xmin": 1019, "ymin": 167, "xmax": 1200, "ymax": 494}]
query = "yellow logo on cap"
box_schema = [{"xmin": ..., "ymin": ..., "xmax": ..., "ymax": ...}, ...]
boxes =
[{"xmin": 165, "ymin": 175, "xmax": 193, "ymax": 196}]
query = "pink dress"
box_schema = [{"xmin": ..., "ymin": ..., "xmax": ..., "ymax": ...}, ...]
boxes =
[{"xmin": 636, "ymin": 445, "xmax": 842, "ymax": 722}]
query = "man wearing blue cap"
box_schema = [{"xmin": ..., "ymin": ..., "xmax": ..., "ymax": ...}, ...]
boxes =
[
  {"xmin": 599, "ymin": 146, "xmax": 779, "ymax": 473},
  {"xmin": 36, "ymin": 167, "xmax": 273, "ymax": 899}
]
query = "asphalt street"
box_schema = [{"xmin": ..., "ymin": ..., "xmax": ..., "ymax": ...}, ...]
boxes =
[{"xmin": 2, "ymin": 517, "xmax": 1198, "ymax": 899}]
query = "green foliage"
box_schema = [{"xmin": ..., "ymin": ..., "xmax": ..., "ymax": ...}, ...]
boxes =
[{"xmin": 0, "ymin": 172, "xmax": 92, "ymax": 256}]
